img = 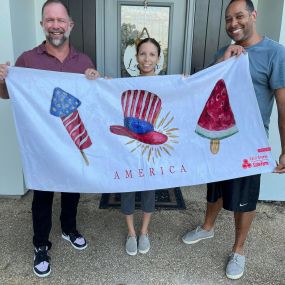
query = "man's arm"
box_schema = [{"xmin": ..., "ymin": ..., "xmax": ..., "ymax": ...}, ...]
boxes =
[
  {"xmin": 0, "ymin": 62, "xmax": 10, "ymax": 99},
  {"xmin": 0, "ymin": 82, "xmax": 9, "ymax": 99},
  {"xmin": 215, "ymin": 45, "xmax": 246, "ymax": 64},
  {"xmin": 273, "ymin": 87, "xmax": 285, "ymax": 173}
]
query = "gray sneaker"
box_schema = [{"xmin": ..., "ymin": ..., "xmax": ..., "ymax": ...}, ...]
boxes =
[
  {"xmin": 182, "ymin": 226, "xmax": 214, "ymax": 244},
  {"xmin": 125, "ymin": 236, "xmax": 137, "ymax": 256},
  {"xmin": 226, "ymin": 252, "xmax": 245, "ymax": 280},
  {"xmin": 138, "ymin": 234, "xmax": 150, "ymax": 254}
]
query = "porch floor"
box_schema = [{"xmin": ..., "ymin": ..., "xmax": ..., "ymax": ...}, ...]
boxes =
[{"xmin": 0, "ymin": 185, "xmax": 284, "ymax": 285}]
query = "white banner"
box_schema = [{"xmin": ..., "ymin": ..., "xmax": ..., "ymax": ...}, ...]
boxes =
[{"xmin": 6, "ymin": 54, "xmax": 275, "ymax": 193}]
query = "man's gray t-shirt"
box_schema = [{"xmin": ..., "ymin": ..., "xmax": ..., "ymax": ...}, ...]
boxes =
[{"xmin": 213, "ymin": 37, "xmax": 285, "ymax": 133}]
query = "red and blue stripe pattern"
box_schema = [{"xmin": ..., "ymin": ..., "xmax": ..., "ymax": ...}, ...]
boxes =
[
  {"xmin": 110, "ymin": 89, "xmax": 168, "ymax": 145},
  {"xmin": 50, "ymin": 87, "xmax": 92, "ymax": 151},
  {"xmin": 122, "ymin": 90, "xmax": 161, "ymax": 125},
  {"xmin": 61, "ymin": 111, "xmax": 92, "ymax": 150}
]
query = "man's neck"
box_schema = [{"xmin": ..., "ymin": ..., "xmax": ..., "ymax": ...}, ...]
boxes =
[
  {"xmin": 45, "ymin": 41, "xmax": 70, "ymax": 62},
  {"xmin": 237, "ymin": 33, "xmax": 263, "ymax": 48}
]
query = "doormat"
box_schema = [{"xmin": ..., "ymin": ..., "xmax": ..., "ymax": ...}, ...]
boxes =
[{"xmin": 99, "ymin": 187, "xmax": 186, "ymax": 210}]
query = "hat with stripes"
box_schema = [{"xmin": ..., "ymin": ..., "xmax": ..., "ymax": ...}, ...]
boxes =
[{"xmin": 110, "ymin": 90, "xmax": 168, "ymax": 145}]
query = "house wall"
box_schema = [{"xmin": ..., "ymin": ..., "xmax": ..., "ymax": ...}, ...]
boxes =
[
  {"xmin": 256, "ymin": 0, "xmax": 285, "ymax": 200},
  {"xmin": 1, "ymin": 0, "xmax": 285, "ymax": 199},
  {"xmin": 252, "ymin": 0, "xmax": 259, "ymax": 10},
  {"xmin": 0, "ymin": 1, "xmax": 33, "ymax": 195},
  {"xmin": 9, "ymin": 0, "xmax": 37, "ymax": 59},
  {"xmin": 256, "ymin": 0, "xmax": 283, "ymax": 41},
  {"xmin": 0, "ymin": 0, "xmax": 43, "ymax": 195},
  {"xmin": 0, "ymin": 1, "xmax": 14, "ymax": 63},
  {"xmin": 34, "ymin": 0, "xmax": 46, "ymax": 45},
  {"xmin": 279, "ymin": 0, "xmax": 285, "ymax": 45}
]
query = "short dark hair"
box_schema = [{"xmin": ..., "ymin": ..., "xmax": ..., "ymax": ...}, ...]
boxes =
[
  {"xmin": 42, "ymin": 0, "xmax": 71, "ymax": 19},
  {"xmin": 227, "ymin": 0, "xmax": 255, "ymax": 13},
  {"xmin": 136, "ymin": 38, "xmax": 161, "ymax": 57}
]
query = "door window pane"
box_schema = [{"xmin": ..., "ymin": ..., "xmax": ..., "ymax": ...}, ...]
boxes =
[{"xmin": 121, "ymin": 5, "xmax": 170, "ymax": 77}]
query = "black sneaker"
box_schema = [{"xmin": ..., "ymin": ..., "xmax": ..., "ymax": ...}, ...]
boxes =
[
  {"xmin": 62, "ymin": 230, "xmax": 87, "ymax": 250},
  {"xmin": 33, "ymin": 246, "xmax": 51, "ymax": 277}
]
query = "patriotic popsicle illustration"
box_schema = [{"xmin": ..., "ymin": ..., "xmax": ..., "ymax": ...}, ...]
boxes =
[
  {"xmin": 50, "ymin": 87, "xmax": 92, "ymax": 165},
  {"xmin": 195, "ymin": 79, "xmax": 238, "ymax": 154}
]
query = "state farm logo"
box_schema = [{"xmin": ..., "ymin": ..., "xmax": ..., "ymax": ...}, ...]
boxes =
[
  {"xmin": 242, "ymin": 159, "xmax": 252, "ymax": 169},
  {"xmin": 242, "ymin": 155, "xmax": 269, "ymax": 169}
]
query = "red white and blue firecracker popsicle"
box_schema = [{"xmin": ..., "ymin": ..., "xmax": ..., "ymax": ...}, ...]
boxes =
[{"xmin": 50, "ymin": 87, "xmax": 92, "ymax": 165}]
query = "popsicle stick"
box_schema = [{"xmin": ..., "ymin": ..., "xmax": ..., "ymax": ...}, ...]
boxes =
[
  {"xmin": 210, "ymin": 139, "xmax": 220, "ymax": 154},
  {"xmin": 80, "ymin": 150, "xmax": 89, "ymax": 166}
]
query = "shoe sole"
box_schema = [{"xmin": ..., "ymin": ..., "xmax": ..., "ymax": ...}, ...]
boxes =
[
  {"xmin": 226, "ymin": 272, "xmax": 244, "ymax": 280},
  {"xmin": 182, "ymin": 234, "xmax": 214, "ymax": 245},
  {"xmin": 33, "ymin": 268, "xmax": 51, "ymax": 278},
  {"xmin": 61, "ymin": 234, "xmax": 88, "ymax": 250},
  {"xmin": 138, "ymin": 247, "xmax": 150, "ymax": 254},
  {"xmin": 126, "ymin": 249, "xmax": 137, "ymax": 256}
]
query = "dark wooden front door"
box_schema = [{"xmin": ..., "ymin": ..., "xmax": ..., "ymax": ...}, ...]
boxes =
[
  {"xmin": 191, "ymin": 0, "xmax": 231, "ymax": 73},
  {"xmin": 63, "ymin": 0, "xmax": 231, "ymax": 74},
  {"xmin": 61, "ymin": 0, "xmax": 97, "ymax": 65}
]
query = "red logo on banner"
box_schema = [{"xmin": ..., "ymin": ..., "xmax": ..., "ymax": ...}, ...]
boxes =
[
  {"xmin": 258, "ymin": 147, "xmax": 271, "ymax": 153},
  {"xmin": 242, "ymin": 159, "xmax": 252, "ymax": 169},
  {"xmin": 242, "ymin": 155, "xmax": 269, "ymax": 169}
]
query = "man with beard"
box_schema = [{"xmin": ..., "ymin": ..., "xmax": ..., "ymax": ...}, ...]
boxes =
[
  {"xmin": 0, "ymin": 0, "xmax": 99, "ymax": 278},
  {"xmin": 182, "ymin": 0, "xmax": 285, "ymax": 280}
]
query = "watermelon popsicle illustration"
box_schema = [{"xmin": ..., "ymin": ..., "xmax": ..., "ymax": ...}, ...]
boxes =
[
  {"xmin": 50, "ymin": 87, "xmax": 92, "ymax": 165},
  {"xmin": 195, "ymin": 79, "xmax": 238, "ymax": 154}
]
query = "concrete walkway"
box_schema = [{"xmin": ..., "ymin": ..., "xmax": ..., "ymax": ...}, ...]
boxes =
[{"xmin": 0, "ymin": 185, "xmax": 284, "ymax": 285}]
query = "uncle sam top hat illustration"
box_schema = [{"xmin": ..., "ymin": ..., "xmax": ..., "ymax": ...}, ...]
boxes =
[{"xmin": 110, "ymin": 90, "xmax": 168, "ymax": 145}]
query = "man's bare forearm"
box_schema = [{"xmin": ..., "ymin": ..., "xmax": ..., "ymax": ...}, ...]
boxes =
[
  {"xmin": 278, "ymin": 108, "xmax": 285, "ymax": 155},
  {"xmin": 275, "ymin": 88, "xmax": 285, "ymax": 154},
  {"xmin": 0, "ymin": 82, "xmax": 9, "ymax": 99}
]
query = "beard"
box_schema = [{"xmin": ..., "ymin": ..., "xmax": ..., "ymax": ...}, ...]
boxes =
[{"xmin": 43, "ymin": 26, "xmax": 72, "ymax": 47}]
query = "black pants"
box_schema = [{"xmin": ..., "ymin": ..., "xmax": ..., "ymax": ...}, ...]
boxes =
[{"xmin": 32, "ymin": 190, "xmax": 80, "ymax": 249}]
